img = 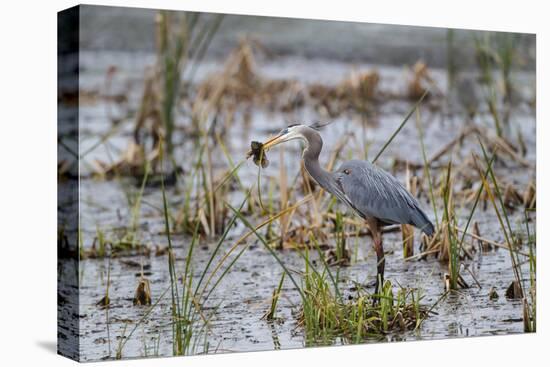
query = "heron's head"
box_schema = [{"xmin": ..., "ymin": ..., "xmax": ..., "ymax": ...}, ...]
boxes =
[{"xmin": 262, "ymin": 124, "xmax": 310, "ymax": 151}]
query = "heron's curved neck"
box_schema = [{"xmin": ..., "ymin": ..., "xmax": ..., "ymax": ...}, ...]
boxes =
[{"xmin": 302, "ymin": 131, "xmax": 332, "ymax": 191}]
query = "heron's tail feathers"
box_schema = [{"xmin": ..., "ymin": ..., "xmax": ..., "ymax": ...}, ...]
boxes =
[
  {"xmin": 410, "ymin": 206, "xmax": 435, "ymax": 236},
  {"xmin": 419, "ymin": 220, "xmax": 435, "ymax": 237}
]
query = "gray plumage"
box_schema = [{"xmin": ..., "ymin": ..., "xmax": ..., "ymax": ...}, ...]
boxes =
[
  {"xmin": 334, "ymin": 160, "xmax": 434, "ymax": 235},
  {"xmin": 294, "ymin": 125, "xmax": 434, "ymax": 236}
]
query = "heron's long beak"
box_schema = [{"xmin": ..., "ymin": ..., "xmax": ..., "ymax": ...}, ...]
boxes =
[{"xmin": 262, "ymin": 132, "xmax": 288, "ymax": 151}]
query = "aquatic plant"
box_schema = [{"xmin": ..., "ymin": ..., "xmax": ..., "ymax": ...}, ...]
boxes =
[{"xmin": 297, "ymin": 248, "xmax": 430, "ymax": 345}]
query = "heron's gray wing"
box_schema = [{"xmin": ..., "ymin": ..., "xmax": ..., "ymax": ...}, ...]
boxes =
[{"xmin": 334, "ymin": 160, "xmax": 434, "ymax": 235}]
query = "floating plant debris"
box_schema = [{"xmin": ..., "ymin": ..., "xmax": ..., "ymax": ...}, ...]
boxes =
[
  {"xmin": 488, "ymin": 287, "xmax": 499, "ymax": 300},
  {"xmin": 506, "ymin": 280, "xmax": 524, "ymax": 299},
  {"xmin": 133, "ymin": 277, "xmax": 152, "ymax": 306},
  {"xmin": 96, "ymin": 295, "xmax": 110, "ymax": 308},
  {"xmin": 247, "ymin": 140, "xmax": 269, "ymax": 168}
]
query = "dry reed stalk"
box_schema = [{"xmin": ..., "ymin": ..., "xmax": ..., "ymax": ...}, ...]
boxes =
[{"xmin": 523, "ymin": 181, "xmax": 536, "ymax": 209}]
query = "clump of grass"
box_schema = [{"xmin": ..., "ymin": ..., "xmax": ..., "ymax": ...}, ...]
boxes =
[
  {"xmin": 263, "ymin": 273, "xmax": 286, "ymax": 321},
  {"xmin": 298, "ymin": 249, "xmax": 429, "ymax": 345},
  {"xmin": 441, "ymin": 161, "xmax": 460, "ymax": 290}
]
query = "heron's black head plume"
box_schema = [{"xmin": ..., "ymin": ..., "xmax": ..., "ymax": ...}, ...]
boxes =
[
  {"xmin": 282, "ymin": 122, "xmax": 333, "ymax": 132},
  {"xmin": 309, "ymin": 121, "xmax": 333, "ymax": 131}
]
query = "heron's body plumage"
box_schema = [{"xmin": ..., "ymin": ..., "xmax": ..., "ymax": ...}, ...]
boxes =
[{"xmin": 334, "ymin": 160, "xmax": 434, "ymax": 236}]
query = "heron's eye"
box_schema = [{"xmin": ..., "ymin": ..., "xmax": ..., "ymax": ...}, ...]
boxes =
[{"xmin": 343, "ymin": 169, "xmax": 351, "ymax": 175}]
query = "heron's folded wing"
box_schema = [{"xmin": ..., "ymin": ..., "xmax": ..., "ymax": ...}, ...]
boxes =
[{"xmin": 335, "ymin": 161, "xmax": 419, "ymax": 225}]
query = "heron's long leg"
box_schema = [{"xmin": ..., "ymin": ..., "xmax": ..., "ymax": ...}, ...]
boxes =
[{"xmin": 367, "ymin": 218, "xmax": 385, "ymax": 298}]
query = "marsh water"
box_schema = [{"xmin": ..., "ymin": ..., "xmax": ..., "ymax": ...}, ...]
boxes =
[{"xmin": 58, "ymin": 7, "xmax": 536, "ymax": 361}]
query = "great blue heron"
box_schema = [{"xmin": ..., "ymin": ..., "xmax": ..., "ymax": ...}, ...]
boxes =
[{"xmin": 257, "ymin": 123, "xmax": 435, "ymax": 295}]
